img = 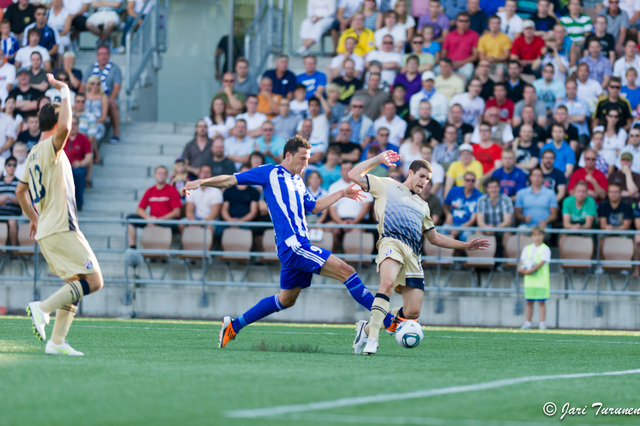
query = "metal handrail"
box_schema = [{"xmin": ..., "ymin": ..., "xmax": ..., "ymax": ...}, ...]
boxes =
[
  {"xmin": 243, "ymin": 0, "xmax": 284, "ymax": 87},
  {"xmin": 124, "ymin": 0, "xmax": 168, "ymax": 103}
]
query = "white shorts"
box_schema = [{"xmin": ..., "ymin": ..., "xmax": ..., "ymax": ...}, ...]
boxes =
[
  {"xmin": 299, "ymin": 17, "xmax": 334, "ymax": 43},
  {"xmin": 87, "ymin": 10, "xmax": 121, "ymax": 27}
]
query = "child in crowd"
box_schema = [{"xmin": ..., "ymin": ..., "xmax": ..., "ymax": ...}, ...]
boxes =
[
  {"xmin": 0, "ymin": 20, "xmax": 19, "ymax": 64},
  {"xmin": 622, "ymin": 68, "xmax": 640, "ymax": 113},
  {"xmin": 170, "ymin": 158, "xmax": 189, "ymax": 202},
  {"xmin": 518, "ymin": 226, "xmax": 551, "ymax": 330},
  {"xmin": 316, "ymin": 145, "xmax": 342, "ymax": 190},
  {"xmin": 421, "ymin": 25, "xmax": 440, "ymax": 63},
  {"xmin": 289, "ymin": 84, "xmax": 309, "ymax": 119},
  {"xmin": 305, "ymin": 170, "xmax": 328, "ymax": 224}
]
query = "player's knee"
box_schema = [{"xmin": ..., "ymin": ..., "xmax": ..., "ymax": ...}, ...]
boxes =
[
  {"xmin": 280, "ymin": 296, "xmax": 296, "ymax": 308},
  {"xmin": 379, "ymin": 279, "xmax": 394, "ymax": 294},
  {"xmin": 85, "ymin": 273, "xmax": 104, "ymax": 293}
]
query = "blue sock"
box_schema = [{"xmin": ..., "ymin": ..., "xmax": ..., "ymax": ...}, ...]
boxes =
[
  {"xmin": 232, "ymin": 295, "xmax": 285, "ymax": 333},
  {"xmin": 344, "ymin": 273, "xmax": 374, "ymax": 309}
]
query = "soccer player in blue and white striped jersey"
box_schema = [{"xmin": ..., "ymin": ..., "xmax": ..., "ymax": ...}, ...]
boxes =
[{"xmin": 183, "ymin": 135, "xmax": 399, "ymax": 348}]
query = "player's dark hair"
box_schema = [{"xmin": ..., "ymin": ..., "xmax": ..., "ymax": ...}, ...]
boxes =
[
  {"xmin": 38, "ymin": 102, "xmax": 60, "ymax": 132},
  {"xmin": 409, "ymin": 159, "xmax": 433, "ymax": 174},
  {"xmin": 541, "ymin": 149, "xmax": 556, "ymax": 159},
  {"xmin": 283, "ymin": 135, "xmax": 311, "ymax": 158}
]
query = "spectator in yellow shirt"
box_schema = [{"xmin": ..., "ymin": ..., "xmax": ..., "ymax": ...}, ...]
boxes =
[
  {"xmin": 444, "ymin": 142, "xmax": 483, "ymax": 199},
  {"xmin": 478, "ymin": 15, "xmax": 512, "ymax": 79},
  {"xmin": 337, "ymin": 13, "xmax": 376, "ymax": 57}
]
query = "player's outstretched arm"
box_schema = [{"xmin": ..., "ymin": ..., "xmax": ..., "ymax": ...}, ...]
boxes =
[
  {"xmin": 15, "ymin": 182, "xmax": 38, "ymax": 239},
  {"xmin": 182, "ymin": 174, "xmax": 238, "ymax": 197},
  {"xmin": 347, "ymin": 150, "xmax": 401, "ymax": 191},
  {"xmin": 47, "ymin": 73, "xmax": 72, "ymax": 153},
  {"xmin": 311, "ymin": 184, "xmax": 365, "ymax": 214},
  {"xmin": 425, "ymin": 228, "xmax": 491, "ymax": 251}
]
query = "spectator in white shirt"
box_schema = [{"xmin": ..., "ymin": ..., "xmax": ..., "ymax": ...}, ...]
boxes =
[
  {"xmin": 236, "ymin": 94, "xmax": 267, "ymax": 139},
  {"xmin": 613, "ymin": 39, "xmax": 640, "ymax": 86},
  {"xmin": 298, "ymin": 0, "xmax": 337, "ymax": 55},
  {"xmin": 450, "ymin": 78, "xmax": 485, "ymax": 126},
  {"xmin": 374, "ymin": 10, "xmax": 406, "ymax": 51},
  {"xmin": 183, "ymin": 164, "xmax": 223, "ymax": 229},
  {"xmin": 365, "ymin": 34, "xmax": 401, "ymax": 87},
  {"xmin": 373, "ymin": 100, "xmax": 407, "ymax": 146},
  {"xmin": 329, "ymin": 36, "xmax": 365, "ymax": 79}
]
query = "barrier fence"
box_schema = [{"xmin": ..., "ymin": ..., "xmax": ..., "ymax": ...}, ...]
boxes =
[{"xmin": 0, "ymin": 216, "xmax": 638, "ymax": 317}]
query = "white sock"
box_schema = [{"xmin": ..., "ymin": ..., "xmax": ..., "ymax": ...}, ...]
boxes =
[{"xmin": 524, "ymin": 321, "xmax": 531, "ymax": 326}]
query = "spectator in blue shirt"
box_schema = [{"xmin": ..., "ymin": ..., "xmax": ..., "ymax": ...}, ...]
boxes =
[
  {"xmin": 296, "ymin": 54, "xmax": 327, "ymax": 100},
  {"xmin": 263, "ymin": 54, "xmax": 297, "ymax": 99},
  {"xmin": 515, "ymin": 167, "xmax": 559, "ymax": 228},
  {"xmin": 532, "ymin": 63, "xmax": 566, "ymax": 112},
  {"xmin": 491, "ymin": 149, "xmax": 528, "ymax": 201},
  {"xmin": 621, "ymin": 68, "xmax": 640, "ymax": 110},
  {"xmin": 444, "ymin": 171, "xmax": 483, "ymax": 242},
  {"xmin": 540, "ymin": 123, "xmax": 576, "ymax": 179}
]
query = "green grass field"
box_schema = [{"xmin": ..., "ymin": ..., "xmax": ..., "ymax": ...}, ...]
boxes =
[{"xmin": 2, "ymin": 316, "xmax": 640, "ymax": 426}]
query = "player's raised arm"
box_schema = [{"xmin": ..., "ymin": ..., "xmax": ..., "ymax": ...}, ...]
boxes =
[
  {"xmin": 47, "ymin": 73, "xmax": 72, "ymax": 153},
  {"xmin": 182, "ymin": 174, "xmax": 238, "ymax": 197},
  {"xmin": 425, "ymin": 227, "xmax": 491, "ymax": 251},
  {"xmin": 347, "ymin": 150, "xmax": 401, "ymax": 191},
  {"xmin": 311, "ymin": 184, "xmax": 366, "ymax": 214}
]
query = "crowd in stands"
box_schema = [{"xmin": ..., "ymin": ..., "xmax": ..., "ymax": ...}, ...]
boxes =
[
  {"xmin": 131, "ymin": 0, "xmax": 640, "ymax": 276},
  {"xmin": 0, "ymin": 0, "xmax": 153, "ymax": 238}
]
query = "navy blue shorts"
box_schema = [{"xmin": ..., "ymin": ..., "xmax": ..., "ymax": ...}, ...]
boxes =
[{"xmin": 278, "ymin": 239, "xmax": 331, "ymax": 290}]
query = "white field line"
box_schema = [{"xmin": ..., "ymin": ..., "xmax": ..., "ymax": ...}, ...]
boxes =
[
  {"xmin": 272, "ymin": 413, "xmax": 623, "ymax": 426},
  {"xmin": 224, "ymin": 368, "xmax": 640, "ymax": 419}
]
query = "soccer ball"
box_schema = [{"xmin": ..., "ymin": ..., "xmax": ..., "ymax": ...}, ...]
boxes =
[{"xmin": 394, "ymin": 320, "xmax": 424, "ymax": 348}]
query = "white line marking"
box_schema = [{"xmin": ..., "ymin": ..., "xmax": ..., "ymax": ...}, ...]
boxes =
[
  {"xmin": 225, "ymin": 368, "xmax": 640, "ymax": 419},
  {"xmin": 273, "ymin": 413, "xmax": 623, "ymax": 426}
]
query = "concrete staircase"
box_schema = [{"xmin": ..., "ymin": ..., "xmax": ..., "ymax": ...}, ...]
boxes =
[{"xmin": 76, "ymin": 121, "xmax": 195, "ymax": 277}]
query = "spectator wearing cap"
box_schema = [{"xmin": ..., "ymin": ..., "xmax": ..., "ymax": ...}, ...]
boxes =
[
  {"xmin": 609, "ymin": 152, "xmax": 640, "ymax": 204},
  {"xmin": 434, "ymin": 58, "xmax": 464, "ymax": 103},
  {"xmin": 8, "ymin": 67, "xmax": 43, "ymax": 118},
  {"xmin": 510, "ymin": 20, "xmax": 545, "ymax": 76},
  {"xmin": 616, "ymin": 127, "xmax": 640, "ymax": 174},
  {"xmin": 441, "ymin": 12, "xmax": 478, "ymax": 82},
  {"xmin": 444, "ymin": 142, "xmax": 483, "ymax": 199},
  {"xmin": 409, "ymin": 70, "xmax": 448, "ymax": 124}
]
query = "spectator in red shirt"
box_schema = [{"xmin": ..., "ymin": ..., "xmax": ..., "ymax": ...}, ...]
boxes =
[
  {"xmin": 485, "ymin": 82, "xmax": 514, "ymax": 124},
  {"xmin": 510, "ymin": 20, "xmax": 545, "ymax": 76},
  {"xmin": 442, "ymin": 12, "xmax": 478, "ymax": 82},
  {"xmin": 568, "ymin": 148, "xmax": 609, "ymax": 203},
  {"xmin": 127, "ymin": 165, "xmax": 183, "ymax": 248},
  {"xmin": 474, "ymin": 121, "xmax": 503, "ymax": 180},
  {"xmin": 63, "ymin": 116, "xmax": 93, "ymax": 211}
]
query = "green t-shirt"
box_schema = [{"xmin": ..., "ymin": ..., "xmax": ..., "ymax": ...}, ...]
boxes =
[{"xmin": 562, "ymin": 195, "xmax": 596, "ymax": 225}]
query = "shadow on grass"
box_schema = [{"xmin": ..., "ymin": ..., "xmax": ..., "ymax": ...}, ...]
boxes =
[{"xmin": 252, "ymin": 339, "xmax": 322, "ymax": 353}]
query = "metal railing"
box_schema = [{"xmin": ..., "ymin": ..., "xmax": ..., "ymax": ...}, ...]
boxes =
[
  {"xmin": 124, "ymin": 0, "xmax": 169, "ymax": 107},
  {"xmin": 243, "ymin": 0, "xmax": 284, "ymax": 86},
  {"xmin": 1, "ymin": 217, "xmax": 638, "ymax": 317}
]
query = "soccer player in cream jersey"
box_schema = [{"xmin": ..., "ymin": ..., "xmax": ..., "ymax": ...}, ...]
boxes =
[
  {"xmin": 349, "ymin": 152, "xmax": 490, "ymax": 355},
  {"xmin": 183, "ymin": 136, "xmax": 402, "ymax": 348},
  {"xmin": 17, "ymin": 74, "xmax": 104, "ymax": 356}
]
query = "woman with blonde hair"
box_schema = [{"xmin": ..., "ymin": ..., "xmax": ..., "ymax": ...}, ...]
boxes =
[
  {"xmin": 85, "ymin": 75, "xmax": 108, "ymax": 141},
  {"xmin": 394, "ymin": 0, "xmax": 415, "ymax": 41}
]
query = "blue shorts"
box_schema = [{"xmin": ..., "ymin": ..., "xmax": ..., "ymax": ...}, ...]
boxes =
[{"xmin": 278, "ymin": 238, "xmax": 331, "ymax": 290}]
